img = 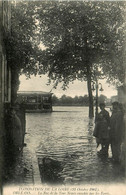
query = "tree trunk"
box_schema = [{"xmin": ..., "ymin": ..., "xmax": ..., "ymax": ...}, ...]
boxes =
[
  {"xmin": 87, "ymin": 67, "xmax": 94, "ymax": 118},
  {"xmin": 84, "ymin": 37, "xmax": 94, "ymax": 118},
  {"xmin": 11, "ymin": 68, "xmax": 20, "ymax": 105}
]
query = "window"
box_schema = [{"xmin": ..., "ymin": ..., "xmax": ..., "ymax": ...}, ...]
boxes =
[
  {"xmin": 28, "ymin": 96, "xmax": 36, "ymax": 103},
  {"xmin": 43, "ymin": 97, "xmax": 49, "ymax": 101}
]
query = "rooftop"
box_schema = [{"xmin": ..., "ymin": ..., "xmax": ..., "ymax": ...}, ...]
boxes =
[{"xmin": 17, "ymin": 91, "xmax": 53, "ymax": 95}]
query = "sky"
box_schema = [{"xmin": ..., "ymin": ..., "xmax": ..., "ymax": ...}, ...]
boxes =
[{"xmin": 19, "ymin": 74, "xmax": 117, "ymax": 98}]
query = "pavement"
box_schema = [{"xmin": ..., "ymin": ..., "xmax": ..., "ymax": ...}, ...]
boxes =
[{"xmin": 3, "ymin": 133, "xmax": 41, "ymax": 185}]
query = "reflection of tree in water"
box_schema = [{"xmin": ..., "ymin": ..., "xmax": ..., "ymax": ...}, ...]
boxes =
[
  {"xmin": 87, "ymin": 118, "xmax": 94, "ymax": 142},
  {"xmin": 87, "ymin": 118, "xmax": 95, "ymax": 155}
]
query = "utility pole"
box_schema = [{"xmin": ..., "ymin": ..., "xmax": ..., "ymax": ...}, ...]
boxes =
[{"xmin": 92, "ymin": 77, "xmax": 103, "ymax": 120}]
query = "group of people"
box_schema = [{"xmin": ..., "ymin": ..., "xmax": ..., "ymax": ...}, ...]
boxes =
[{"xmin": 93, "ymin": 101, "xmax": 125, "ymax": 163}]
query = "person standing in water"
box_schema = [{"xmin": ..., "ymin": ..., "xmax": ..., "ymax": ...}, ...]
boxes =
[
  {"xmin": 110, "ymin": 101, "xmax": 124, "ymax": 163},
  {"xmin": 94, "ymin": 103, "xmax": 110, "ymax": 156},
  {"xmin": 93, "ymin": 112, "xmax": 110, "ymax": 156}
]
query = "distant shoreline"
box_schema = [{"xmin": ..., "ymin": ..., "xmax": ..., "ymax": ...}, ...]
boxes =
[
  {"xmin": 52, "ymin": 104, "xmax": 111, "ymax": 107},
  {"xmin": 52, "ymin": 104, "xmax": 89, "ymax": 107}
]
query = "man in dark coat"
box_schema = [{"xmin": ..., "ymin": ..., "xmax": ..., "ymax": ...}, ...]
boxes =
[
  {"xmin": 94, "ymin": 103, "xmax": 110, "ymax": 156},
  {"xmin": 110, "ymin": 101, "xmax": 124, "ymax": 162},
  {"xmin": 10, "ymin": 107, "xmax": 23, "ymax": 152},
  {"xmin": 99, "ymin": 103, "xmax": 110, "ymax": 126},
  {"xmin": 93, "ymin": 113, "xmax": 110, "ymax": 156}
]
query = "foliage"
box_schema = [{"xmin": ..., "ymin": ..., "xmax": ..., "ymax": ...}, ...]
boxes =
[
  {"xmin": 34, "ymin": 1, "xmax": 125, "ymax": 117},
  {"xmin": 52, "ymin": 94, "xmax": 89, "ymax": 106},
  {"xmin": 5, "ymin": 1, "xmax": 126, "ymax": 113},
  {"xmin": 5, "ymin": 2, "xmax": 41, "ymax": 76},
  {"xmin": 4, "ymin": 1, "xmax": 43, "ymax": 101},
  {"xmin": 6, "ymin": 1, "xmax": 126, "ymax": 85},
  {"xmin": 52, "ymin": 94, "xmax": 108, "ymax": 106},
  {"xmin": 36, "ymin": 1, "xmax": 125, "ymax": 86}
]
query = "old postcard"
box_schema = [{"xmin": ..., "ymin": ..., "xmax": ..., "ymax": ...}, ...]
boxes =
[{"xmin": 0, "ymin": 0, "xmax": 126, "ymax": 195}]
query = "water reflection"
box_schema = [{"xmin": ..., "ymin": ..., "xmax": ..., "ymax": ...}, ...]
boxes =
[
  {"xmin": 87, "ymin": 118, "xmax": 94, "ymax": 143},
  {"xmin": 5, "ymin": 106, "xmax": 125, "ymax": 185},
  {"xmin": 26, "ymin": 107, "xmax": 124, "ymax": 184}
]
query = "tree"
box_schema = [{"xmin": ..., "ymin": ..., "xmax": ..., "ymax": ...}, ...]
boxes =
[
  {"xmin": 83, "ymin": 95, "xmax": 89, "ymax": 106},
  {"xmin": 52, "ymin": 94, "xmax": 89, "ymax": 106},
  {"xmin": 5, "ymin": 1, "xmax": 125, "ymax": 116},
  {"xmin": 59, "ymin": 95, "xmax": 73, "ymax": 105},
  {"xmin": 36, "ymin": 1, "xmax": 125, "ymax": 117},
  {"xmin": 5, "ymin": 1, "xmax": 43, "ymax": 103},
  {"xmin": 52, "ymin": 95, "xmax": 59, "ymax": 105}
]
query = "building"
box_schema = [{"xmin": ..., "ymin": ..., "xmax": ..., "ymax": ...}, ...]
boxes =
[
  {"xmin": 0, "ymin": 2, "xmax": 26, "ymax": 185},
  {"xmin": 0, "ymin": 1, "xmax": 11, "ymax": 137},
  {"xmin": 0, "ymin": 0, "xmax": 11, "ymax": 133},
  {"xmin": 0, "ymin": 0, "xmax": 12, "ymax": 186},
  {"xmin": 17, "ymin": 91, "xmax": 53, "ymax": 112}
]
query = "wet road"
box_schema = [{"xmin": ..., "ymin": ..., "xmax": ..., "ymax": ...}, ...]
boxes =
[
  {"xmin": 25, "ymin": 106, "xmax": 125, "ymax": 185},
  {"xmin": 4, "ymin": 106, "xmax": 125, "ymax": 185}
]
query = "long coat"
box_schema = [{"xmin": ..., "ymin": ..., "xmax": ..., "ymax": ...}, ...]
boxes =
[
  {"xmin": 100, "ymin": 109, "xmax": 110, "ymax": 126},
  {"xmin": 93, "ymin": 119, "xmax": 109, "ymax": 140},
  {"xmin": 110, "ymin": 110, "xmax": 124, "ymax": 143},
  {"xmin": 11, "ymin": 113, "xmax": 23, "ymax": 147}
]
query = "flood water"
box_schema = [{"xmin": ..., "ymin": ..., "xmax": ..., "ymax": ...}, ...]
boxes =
[{"xmin": 25, "ymin": 106, "xmax": 125, "ymax": 185}]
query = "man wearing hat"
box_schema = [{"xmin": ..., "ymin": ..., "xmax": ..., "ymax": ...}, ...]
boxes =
[
  {"xmin": 99, "ymin": 103, "xmax": 110, "ymax": 126},
  {"xmin": 98, "ymin": 103, "xmax": 110, "ymax": 155},
  {"xmin": 110, "ymin": 101, "xmax": 124, "ymax": 162}
]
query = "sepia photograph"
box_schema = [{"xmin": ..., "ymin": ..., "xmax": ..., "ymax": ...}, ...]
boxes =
[{"xmin": 0, "ymin": 0, "xmax": 126, "ymax": 194}]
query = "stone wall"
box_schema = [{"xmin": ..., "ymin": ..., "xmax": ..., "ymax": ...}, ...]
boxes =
[
  {"xmin": 0, "ymin": 1, "xmax": 26, "ymax": 168},
  {"xmin": 0, "ymin": 0, "xmax": 11, "ymax": 186}
]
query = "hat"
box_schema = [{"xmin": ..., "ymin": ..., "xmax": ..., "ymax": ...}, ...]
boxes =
[
  {"xmin": 112, "ymin": 101, "xmax": 119, "ymax": 106},
  {"xmin": 99, "ymin": 102, "xmax": 105, "ymax": 107}
]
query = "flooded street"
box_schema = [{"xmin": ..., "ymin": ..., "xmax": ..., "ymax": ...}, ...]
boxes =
[
  {"xmin": 23, "ymin": 106, "xmax": 125, "ymax": 185},
  {"xmin": 3, "ymin": 106, "xmax": 125, "ymax": 186}
]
